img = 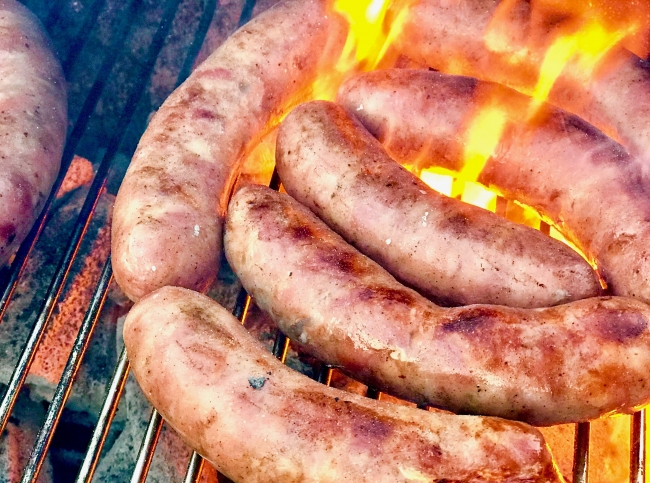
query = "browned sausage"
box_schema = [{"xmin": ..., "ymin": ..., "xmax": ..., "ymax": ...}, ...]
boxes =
[
  {"xmin": 275, "ymin": 100, "xmax": 601, "ymax": 308},
  {"xmin": 0, "ymin": 0, "xmax": 67, "ymax": 266},
  {"xmin": 338, "ymin": 69, "xmax": 650, "ymax": 304},
  {"xmin": 225, "ymin": 185, "xmax": 650, "ymax": 426},
  {"xmin": 395, "ymin": 0, "xmax": 650, "ymax": 161},
  {"xmin": 124, "ymin": 285, "xmax": 563, "ymax": 483},
  {"xmin": 111, "ymin": 0, "xmax": 347, "ymax": 301}
]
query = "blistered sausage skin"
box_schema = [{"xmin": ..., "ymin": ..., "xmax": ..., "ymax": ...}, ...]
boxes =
[
  {"xmin": 124, "ymin": 286, "xmax": 562, "ymax": 483},
  {"xmin": 111, "ymin": 0, "xmax": 346, "ymax": 301},
  {"xmin": 225, "ymin": 185, "xmax": 650, "ymax": 426},
  {"xmin": 276, "ymin": 100, "xmax": 600, "ymax": 308},
  {"xmin": 0, "ymin": 0, "xmax": 67, "ymax": 265},
  {"xmin": 396, "ymin": 0, "xmax": 650, "ymax": 161},
  {"xmin": 338, "ymin": 69, "xmax": 650, "ymax": 303}
]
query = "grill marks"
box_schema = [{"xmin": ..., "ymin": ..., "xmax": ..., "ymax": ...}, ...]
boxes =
[
  {"xmin": 358, "ymin": 285, "xmax": 417, "ymax": 307},
  {"xmin": 592, "ymin": 307, "xmax": 649, "ymax": 342},
  {"xmin": 284, "ymin": 389, "xmax": 395, "ymax": 453},
  {"xmin": 442, "ymin": 307, "xmax": 500, "ymax": 334},
  {"xmin": 282, "ymin": 388, "xmax": 449, "ymax": 466}
]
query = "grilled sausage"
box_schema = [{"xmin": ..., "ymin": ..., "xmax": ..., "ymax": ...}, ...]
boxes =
[
  {"xmin": 0, "ymin": 0, "xmax": 67, "ymax": 266},
  {"xmin": 111, "ymin": 0, "xmax": 347, "ymax": 301},
  {"xmin": 276, "ymin": 100, "xmax": 600, "ymax": 308},
  {"xmin": 225, "ymin": 185, "xmax": 650, "ymax": 426},
  {"xmin": 124, "ymin": 285, "xmax": 563, "ymax": 483},
  {"xmin": 338, "ymin": 69, "xmax": 650, "ymax": 303},
  {"xmin": 395, "ymin": 0, "xmax": 650, "ymax": 161}
]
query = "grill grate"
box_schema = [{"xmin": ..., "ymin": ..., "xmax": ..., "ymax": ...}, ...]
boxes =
[{"xmin": 0, "ymin": 1, "xmax": 645, "ymax": 481}]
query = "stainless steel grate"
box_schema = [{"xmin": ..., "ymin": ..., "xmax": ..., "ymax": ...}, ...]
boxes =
[{"xmin": 0, "ymin": 1, "xmax": 646, "ymax": 481}]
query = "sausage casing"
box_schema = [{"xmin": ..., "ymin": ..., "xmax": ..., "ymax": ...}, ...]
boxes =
[
  {"xmin": 111, "ymin": 0, "xmax": 346, "ymax": 301},
  {"xmin": 225, "ymin": 185, "xmax": 650, "ymax": 426},
  {"xmin": 0, "ymin": 0, "xmax": 67, "ymax": 265},
  {"xmin": 124, "ymin": 285, "xmax": 562, "ymax": 483},
  {"xmin": 276, "ymin": 100, "xmax": 601, "ymax": 308}
]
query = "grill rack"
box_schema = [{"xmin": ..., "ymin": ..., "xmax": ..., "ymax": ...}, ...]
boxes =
[{"xmin": 0, "ymin": 0, "xmax": 646, "ymax": 481}]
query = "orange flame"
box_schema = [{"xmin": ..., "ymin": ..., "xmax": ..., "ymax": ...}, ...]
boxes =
[
  {"xmin": 310, "ymin": 0, "xmax": 415, "ymax": 101},
  {"xmin": 458, "ymin": 104, "xmax": 508, "ymax": 182},
  {"xmin": 532, "ymin": 20, "xmax": 634, "ymax": 100}
]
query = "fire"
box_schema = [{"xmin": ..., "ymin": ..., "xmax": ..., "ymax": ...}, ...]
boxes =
[
  {"xmin": 332, "ymin": 0, "xmax": 409, "ymax": 73},
  {"xmin": 459, "ymin": 104, "xmax": 508, "ymax": 183},
  {"xmin": 430, "ymin": 0, "xmax": 644, "ymax": 267},
  {"xmin": 309, "ymin": 0, "xmax": 415, "ymax": 101},
  {"xmin": 532, "ymin": 20, "xmax": 634, "ymax": 104}
]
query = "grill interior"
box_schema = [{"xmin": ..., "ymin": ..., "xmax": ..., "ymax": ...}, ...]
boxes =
[{"xmin": 0, "ymin": 1, "xmax": 646, "ymax": 481}]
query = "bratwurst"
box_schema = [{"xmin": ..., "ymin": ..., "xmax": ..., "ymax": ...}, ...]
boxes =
[
  {"xmin": 276, "ymin": 100, "xmax": 600, "ymax": 308},
  {"xmin": 124, "ymin": 285, "xmax": 563, "ymax": 483},
  {"xmin": 225, "ymin": 185, "xmax": 650, "ymax": 426},
  {"xmin": 0, "ymin": 0, "xmax": 67, "ymax": 266},
  {"xmin": 338, "ymin": 69, "xmax": 650, "ymax": 304},
  {"xmin": 111, "ymin": 0, "xmax": 346, "ymax": 301}
]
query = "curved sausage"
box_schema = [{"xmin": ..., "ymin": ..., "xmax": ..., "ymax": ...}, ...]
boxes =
[
  {"xmin": 276, "ymin": 100, "xmax": 600, "ymax": 308},
  {"xmin": 338, "ymin": 69, "xmax": 650, "ymax": 303},
  {"xmin": 111, "ymin": 0, "xmax": 347, "ymax": 301},
  {"xmin": 0, "ymin": 0, "xmax": 67, "ymax": 266},
  {"xmin": 225, "ymin": 185, "xmax": 650, "ymax": 426},
  {"xmin": 124, "ymin": 285, "xmax": 562, "ymax": 483}
]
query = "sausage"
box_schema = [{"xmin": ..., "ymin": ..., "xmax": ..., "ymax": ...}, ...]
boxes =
[
  {"xmin": 0, "ymin": 0, "xmax": 67, "ymax": 266},
  {"xmin": 395, "ymin": 0, "xmax": 650, "ymax": 161},
  {"xmin": 225, "ymin": 185, "xmax": 650, "ymax": 426},
  {"xmin": 275, "ymin": 100, "xmax": 601, "ymax": 308},
  {"xmin": 124, "ymin": 285, "xmax": 563, "ymax": 483},
  {"xmin": 337, "ymin": 69, "xmax": 650, "ymax": 303},
  {"xmin": 111, "ymin": 0, "xmax": 347, "ymax": 301}
]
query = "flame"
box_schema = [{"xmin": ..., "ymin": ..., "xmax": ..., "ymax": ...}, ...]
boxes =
[
  {"xmin": 411, "ymin": 163, "xmax": 597, "ymax": 269},
  {"xmin": 310, "ymin": 0, "xmax": 415, "ymax": 101},
  {"xmin": 332, "ymin": 0, "xmax": 407, "ymax": 72},
  {"xmin": 242, "ymin": 3, "xmax": 643, "ymax": 478},
  {"xmin": 459, "ymin": 104, "xmax": 508, "ymax": 182},
  {"xmin": 529, "ymin": 18, "xmax": 637, "ymax": 114}
]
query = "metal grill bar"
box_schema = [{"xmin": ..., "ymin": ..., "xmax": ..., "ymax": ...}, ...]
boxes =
[
  {"xmin": 61, "ymin": 0, "xmax": 109, "ymax": 74},
  {"xmin": 573, "ymin": 422, "xmax": 591, "ymax": 483},
  {"xmin": 183, "ymin": 451, "xmax": 206, "ymax": 483},
  {"xmin": 75, "ymin": 347, "xmax": 130, "ymax": 483},
  {"xmin": 631, "ymin": 410, "xmax": 646, "ymax": 483},
  {"xmin": 20, "ymin": 259, "xmax": 113, "ymax": 483},
  {"xmin": 175, "ymin": 0, "xmax": 219, "ymax": 87},
  {"xmin": 131, "ymin": 409, "xmax": 164, "ymax": 483},
  {"xmin": 43, "ymin": 0, "xmax": 68, "ymax": 30}
]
